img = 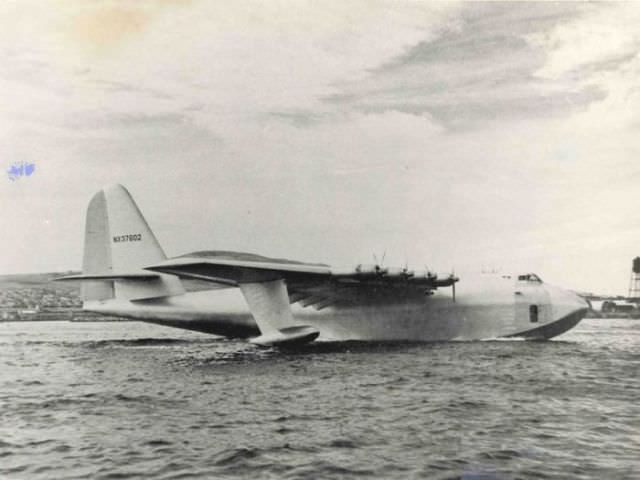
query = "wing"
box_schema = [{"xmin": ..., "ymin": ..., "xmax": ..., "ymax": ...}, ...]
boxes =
[
  {"xmin": 146, "ymin": 252, "xmax": 458, "ymax": 346},
  {"xmin": 145, "ymin": 251, "xmax": 458, "ymax": 310}
]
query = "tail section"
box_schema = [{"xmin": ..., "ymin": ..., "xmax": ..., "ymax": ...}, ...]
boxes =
[
  {"xmin": 78, "ymin": 184, "xmax": 184, "ymax": 301},
  {"xmin": 81, "ymin": 189, "xmax": 114, "ymax": 301}
]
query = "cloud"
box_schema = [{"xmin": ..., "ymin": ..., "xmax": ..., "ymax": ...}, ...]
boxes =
[
  {"xmin": 323, "ymin": 2, "xmax": 606, "ymax": 129},
  {"xmin": 528, "ymin": 3, "xmax": 640, "ymax": 80},
  {"xmin": 0, "ymin": 0, "xmax": 464, "ymax": 156}
]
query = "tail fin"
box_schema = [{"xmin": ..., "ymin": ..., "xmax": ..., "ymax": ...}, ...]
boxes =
[{"xmin": 80, "ymin": 184, "xmax": 184, "ymax": 301}]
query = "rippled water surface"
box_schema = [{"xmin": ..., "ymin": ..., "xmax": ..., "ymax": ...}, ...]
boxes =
[{"xmin": 1, "ymin": 319, "xmax": 638, "ymax": 479}]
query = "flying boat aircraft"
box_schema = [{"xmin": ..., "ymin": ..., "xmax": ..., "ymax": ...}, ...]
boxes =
[{"xmin": 57, "ymin": 185, "xmax": 589, "ymax": 347}]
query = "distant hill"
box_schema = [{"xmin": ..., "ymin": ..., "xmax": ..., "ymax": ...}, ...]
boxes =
[{"xmin": 0, "ymin": 272, "xmax": 81, "ymax": 293}]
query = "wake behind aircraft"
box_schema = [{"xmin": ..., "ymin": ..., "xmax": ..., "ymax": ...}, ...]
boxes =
[{"xmin": 57, "ymin": 185, "xmax": 589, "ymax": 347}]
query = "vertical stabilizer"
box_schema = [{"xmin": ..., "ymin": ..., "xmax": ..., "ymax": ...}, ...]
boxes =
[
  {"xmin": 82, "ymin": 190, "xmax": 114, "ymax": 301},
  {"xmin": 81, "ymin": 184, "xmax": 184, "ymax": 301},
  {"xmin": 102, "ymin": 184, "xmax": 168, "ymax": 272}
]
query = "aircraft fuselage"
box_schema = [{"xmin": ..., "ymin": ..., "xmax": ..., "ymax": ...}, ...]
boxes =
[{"xmin": 84, "ymin": 273, "xmax": 588, "ymax": 341}]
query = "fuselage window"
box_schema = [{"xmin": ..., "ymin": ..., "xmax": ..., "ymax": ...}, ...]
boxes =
[{"xmin": 529, "ymin": 305, "xmax": 539, "ymax": 323}]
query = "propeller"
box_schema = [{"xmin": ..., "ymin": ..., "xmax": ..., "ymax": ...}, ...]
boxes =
[
  {"xmin": 427, "ymin": 267, "xmax": 437, "ymax": 281},
  {"xmin": 402, "ymin": 259, "xmax": 414, "ymax": 279},
  {"xmin": 452, "ymin": 275, "xmax": 456, "ymax": 302},
  {"xmin": 372, "ymin": 251, "xmax": 387, "ymax": 276},
  {"xmin": 450, "ymin": 268, "xmax": 457, "ymax": 302}
]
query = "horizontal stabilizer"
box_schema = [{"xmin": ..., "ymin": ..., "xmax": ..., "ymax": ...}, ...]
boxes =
[
  {"xmin": 55, "ymin": 272, "xmax": 160, "ymax": 281},
  {"xmin": 250, "ymin": 326, "xmax": 320, "ymax": 347},
  {"xmin": 55, "ymin": 271, "xmax": 182, "ymax": 301}
]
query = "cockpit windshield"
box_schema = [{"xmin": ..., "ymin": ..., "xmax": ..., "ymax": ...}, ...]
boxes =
[{"xmin": 517, "ymin": 273, "xmax": 543, "ymax": 283}]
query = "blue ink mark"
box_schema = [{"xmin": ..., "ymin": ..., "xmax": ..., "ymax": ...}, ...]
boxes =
[{"xmin": 7, "ymin": 162, "xmax": 36, "ymax": 181}]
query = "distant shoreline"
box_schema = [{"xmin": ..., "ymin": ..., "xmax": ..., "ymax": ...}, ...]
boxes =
[{"xmin": 0, "ymin": 318, "xmax": 133, "ymax": 323}]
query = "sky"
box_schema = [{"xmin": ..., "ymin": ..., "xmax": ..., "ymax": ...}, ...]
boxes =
[{"xmin": 2, "ymin": 1, "xmax": 640, "ymax": 295}]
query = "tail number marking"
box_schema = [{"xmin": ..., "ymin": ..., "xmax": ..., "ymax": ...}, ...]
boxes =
[{"xmin": 113, "ymin": 234, "xmax": 142, "ymax": 243}]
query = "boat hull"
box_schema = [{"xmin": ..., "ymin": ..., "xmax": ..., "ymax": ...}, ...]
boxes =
[{"xmin": 85, "ymin": 274, "xmax": 589, "ymax": 342}]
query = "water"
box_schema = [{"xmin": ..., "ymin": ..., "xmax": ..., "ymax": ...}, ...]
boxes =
[{"xmin": 0, "ymin": 319, "xmax": 638, "ymax": 480}]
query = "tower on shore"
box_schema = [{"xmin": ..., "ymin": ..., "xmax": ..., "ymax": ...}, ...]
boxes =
[{"xmin": 628, "ymin": 257, "xmax": 640, "ymax": 299}]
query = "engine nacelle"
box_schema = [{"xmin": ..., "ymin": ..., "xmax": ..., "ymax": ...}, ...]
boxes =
[
  {"xmin": 410, "ymin": 270, "xmax": 437, "ymax": 285},
  {"xmin": 385, "ymin": 267, "xmax": 414, "ymax": 279},
  {"xmin": 355, "ymin": 264, "xmax": 387, "ymax": 276}
]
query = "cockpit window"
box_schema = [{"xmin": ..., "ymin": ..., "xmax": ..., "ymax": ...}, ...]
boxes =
[{"xmin": 517, "ymin": 273, "xmax": 543, "ymax": 283}]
